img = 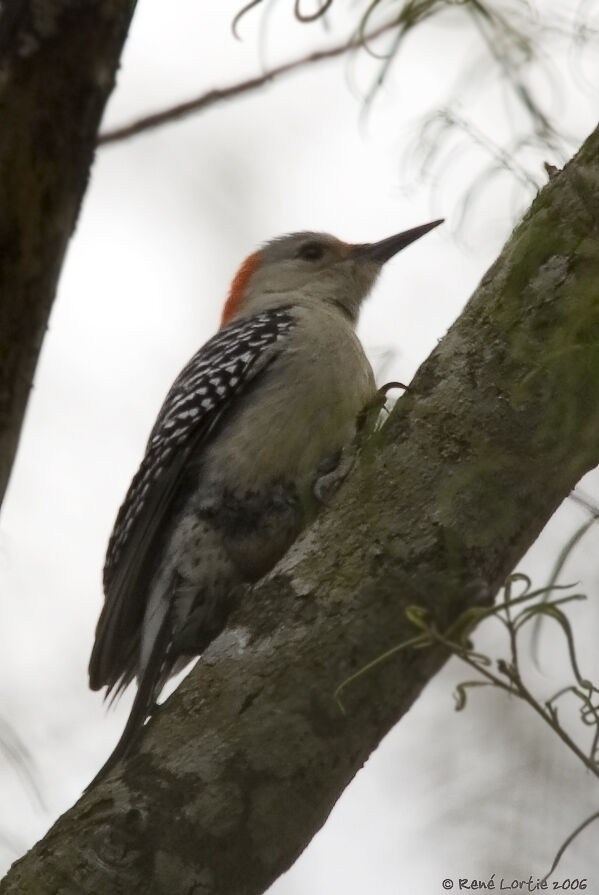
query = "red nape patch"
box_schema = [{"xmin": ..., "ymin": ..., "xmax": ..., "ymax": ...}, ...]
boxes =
[{"xmin": 220, "ymin": 251, "xmax": 261, "ymax": 328}]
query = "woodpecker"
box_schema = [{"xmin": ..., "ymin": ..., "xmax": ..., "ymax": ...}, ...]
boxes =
[{"xmin": 88, "ymin": 219, "xmax": 442, "ymax": 786}]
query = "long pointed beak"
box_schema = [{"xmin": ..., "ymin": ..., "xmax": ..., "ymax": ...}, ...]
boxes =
[{"xmin": 351, "ymin": 219, "xmax": 444, "ymax": 264}]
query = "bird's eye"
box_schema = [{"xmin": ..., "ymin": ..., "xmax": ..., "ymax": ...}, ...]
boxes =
[{"xmin": 297, "ymin": 242, "xmax": 324, "ymax": 262}]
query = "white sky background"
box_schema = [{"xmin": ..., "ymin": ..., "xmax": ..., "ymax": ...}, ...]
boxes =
[{"xmin": 1, "ymin": 0, "xmax": 599, "ymax": 890}]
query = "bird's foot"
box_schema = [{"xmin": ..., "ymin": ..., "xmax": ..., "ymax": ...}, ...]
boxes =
[{"xmin": 313, "ymin": 445, "xmax": 357, "ymax": 504}]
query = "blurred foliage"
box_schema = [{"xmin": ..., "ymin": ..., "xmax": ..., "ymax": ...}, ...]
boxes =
[
  {"xmin": 0, "ymin": 718, "xmax": 43, "ymax": 861},
  {"xmin": 234, "ymin": 0, "xmax": 599, "ymax": 226},
  {"xmin": 336, "ymin": 569, "xmax": 599, "ymax": 878}
]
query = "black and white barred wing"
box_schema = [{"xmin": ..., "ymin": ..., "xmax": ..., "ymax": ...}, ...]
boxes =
[{"xmin": 89, "ymin": 308, "xmax": 294, "ymax": 694}]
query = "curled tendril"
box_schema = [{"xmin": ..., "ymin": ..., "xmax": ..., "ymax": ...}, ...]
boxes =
[
  {"xmin": 357, "ymin": 0, "xmax": 386, "ymax": 54},
  {"xmin": 294, "ymin": 0, "xmax": 334, "ymax": 23},
  {"xmin": 234, "ymin": 0, "xmax": 333, "ymax": 37},
  {"xmin": 232, "ymin": 0, "xmax": 265, "ymax": 40}
]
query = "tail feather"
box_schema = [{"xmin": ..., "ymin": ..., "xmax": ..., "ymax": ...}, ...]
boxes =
[{"xmin": 85, "ymin": 606, "xmax": 173, "ymax": 792}]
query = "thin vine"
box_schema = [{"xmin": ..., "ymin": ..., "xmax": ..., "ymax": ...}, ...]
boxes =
[{"xmin": 335, "ymin": 572, "xmax": 599, "ymax": 878}]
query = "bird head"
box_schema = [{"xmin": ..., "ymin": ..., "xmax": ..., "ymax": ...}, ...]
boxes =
[{"xmin": 221, "ymin": 220, "xmax": 443, "ymax": 328}]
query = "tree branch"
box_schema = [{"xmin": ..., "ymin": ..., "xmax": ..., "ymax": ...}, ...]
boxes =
[
  {"xmin": 0, "ymin": 0, "xmax": 137, "ymax": 511},
  {"xmin": 3, "ymin": 124, "xmax": 599, "ymax": 894},
  {"xmin": 97, "ymin": 18, "xmax": 398, "ymax": 147}
]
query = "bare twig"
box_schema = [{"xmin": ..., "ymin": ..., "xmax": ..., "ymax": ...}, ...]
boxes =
[{"xmin": 98, "ymin": 17, "xmax": 398, "ymax": 147}]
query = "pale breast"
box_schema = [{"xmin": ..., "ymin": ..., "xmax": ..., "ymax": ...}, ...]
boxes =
[{"xmin": 200, "ymin": 305, "xmax": 376, "ymax": 497}]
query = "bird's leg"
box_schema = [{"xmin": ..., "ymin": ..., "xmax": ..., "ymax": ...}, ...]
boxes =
[
  {"xmin": 313, "ymin": 446, "xmax": 356, "ymax": 504},
  {"xmin": 313, "ymin": 382, "xmax": 409, "ymax": 505}
]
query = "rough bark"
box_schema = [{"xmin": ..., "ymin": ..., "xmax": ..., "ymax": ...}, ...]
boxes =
[
  {"xmin": 0, "ymin": 0, "xmax": 137, "ymax": 510},
  {"xmin": 2, "ymin": 125, "xmax": 598, "ymax": 894}
]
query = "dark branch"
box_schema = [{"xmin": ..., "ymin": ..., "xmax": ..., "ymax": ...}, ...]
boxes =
[{"xmin": 0, "ymin": 0, "xmax": 137, "ymax": 511}]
